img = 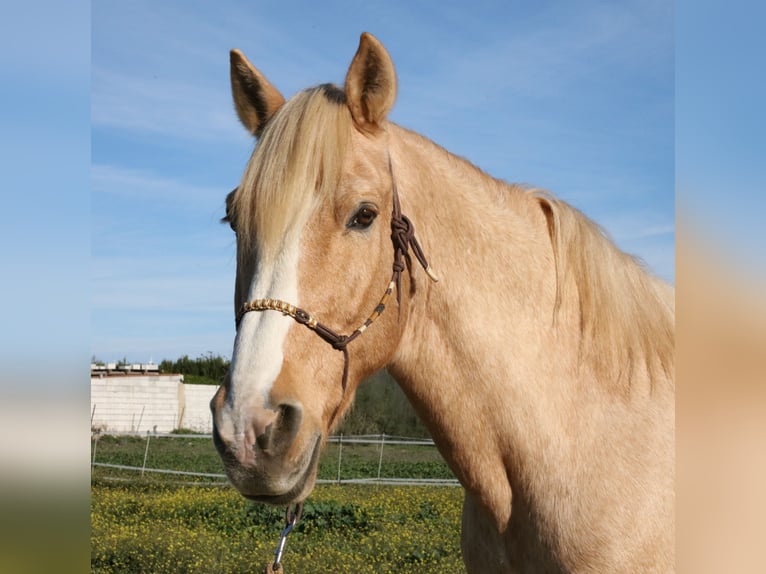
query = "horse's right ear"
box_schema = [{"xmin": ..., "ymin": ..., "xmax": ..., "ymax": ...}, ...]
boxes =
[
  {"xmin": 345, "ymin": 33, "xmax": 397, "ymax": 132},
  {"xmin": 230, "ymin": 49, "xmax": 285, "ymax": 137}
]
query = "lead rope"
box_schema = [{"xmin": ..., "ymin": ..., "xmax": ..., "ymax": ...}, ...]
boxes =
[{"xmin": 264, "ymin": 503, "xmax": 303, "ymax": 573}]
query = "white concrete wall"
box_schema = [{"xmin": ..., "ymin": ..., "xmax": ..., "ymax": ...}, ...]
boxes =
[
  {"xmin": 179, "ymin": 383, "xmax": 217, "ymax": 432},
  {"xmin": 90, "ymin": 375, "xmax": 218, "ymax": 433}
]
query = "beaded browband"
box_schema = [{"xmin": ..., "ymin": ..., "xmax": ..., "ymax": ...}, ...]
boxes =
[{"xmin": 235, "ymin": 156, "xmax": 438, "ymax": 397}]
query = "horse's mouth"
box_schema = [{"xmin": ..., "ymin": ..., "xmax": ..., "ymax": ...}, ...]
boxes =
[{"xmin": 236, "ymin": 433, "xmax": 323, "ymax": 505}]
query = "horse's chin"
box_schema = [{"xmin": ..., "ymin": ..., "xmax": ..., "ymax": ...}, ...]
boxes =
[{"xmin": 228, "ymin": 433, "xmax": 323, "ymax": 506}]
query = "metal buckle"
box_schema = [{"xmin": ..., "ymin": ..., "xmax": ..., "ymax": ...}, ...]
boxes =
[{"xmin": 271, "ymin": 503, "xmax": 302, "ymax": 571}]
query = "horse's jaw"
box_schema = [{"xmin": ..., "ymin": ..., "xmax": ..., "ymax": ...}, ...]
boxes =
[{"xmin": 214, "ymin": 425, "xmax": 323, "ymax": 505}]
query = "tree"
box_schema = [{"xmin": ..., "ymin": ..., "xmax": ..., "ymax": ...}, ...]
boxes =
[{"xmin": 159, "ymin": 353, "xmax": 230, "ymax": 385}]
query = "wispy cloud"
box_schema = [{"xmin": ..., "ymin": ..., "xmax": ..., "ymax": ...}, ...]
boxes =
[
  {"xmin": 395, "ymin": 1, "xmax": 672, "ymax": 120},
  {"xmin": 599, "ymin": 209, "xmax": 675, "ymax": 241},
  {"xmin": 92, "ymin": 331, "xmax": 234, "ymax": 364},
  {"xmin": 91, "ymin": 2, "xmax": 346, "ymax": 143},
  {"xmin": 92, "ymin": 163, "xmax": 228, "ymax": 209},
  {"xmin": 91, "ymin": 271, "xmax": 230, "ymax": 313},
  {"xmin": 92, "ymin": 68, "xmax": 244, "ymax": 143},
  {"xmin": 635, "ymin": 224, "xmax": 676, "ymax": 239}
]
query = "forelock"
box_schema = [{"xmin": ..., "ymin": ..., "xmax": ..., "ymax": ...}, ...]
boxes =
[{"xmin": 230, "ymin": 86, "xmax": 352, "ymax": 261}]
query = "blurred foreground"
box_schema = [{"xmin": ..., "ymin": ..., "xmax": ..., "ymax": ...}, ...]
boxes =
[{"xmin": 677, "ymin": 229, "xmax": 766, "ymax": 573}]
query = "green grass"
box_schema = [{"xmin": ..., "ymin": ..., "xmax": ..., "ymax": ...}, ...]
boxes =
[
  {"xmin": 318, "ymin": 441, "xmax": 454, "ymax": 480},
  {"xmin": 92, "ymin": 434, "xmax": 227, "ymax": 477},
  {"xmin": 91, "ymin": 478, "xmax": 466, "ymax": 573}
]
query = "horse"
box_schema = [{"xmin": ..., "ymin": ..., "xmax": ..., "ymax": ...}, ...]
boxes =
[{"xmin": 211, "ymin": 32, "xmax": 675, "ymax": 573}]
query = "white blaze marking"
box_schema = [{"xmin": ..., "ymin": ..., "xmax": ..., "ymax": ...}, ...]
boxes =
[{"xmin": 222, "ymin": 232, "xmax": 302, "ymax": 439}]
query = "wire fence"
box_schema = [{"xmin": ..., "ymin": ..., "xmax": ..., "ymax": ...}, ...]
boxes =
[{"xmin": 90, "ymin": 431, "xmax": 460, "ymax": 487}]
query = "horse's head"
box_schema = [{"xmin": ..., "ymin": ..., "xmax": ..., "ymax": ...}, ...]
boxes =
[{"xmin": 211, "ymin": 33, "xmax": 426, "ymax": 504}]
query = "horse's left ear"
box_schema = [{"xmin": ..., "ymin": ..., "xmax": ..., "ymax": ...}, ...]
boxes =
[
  {"xmin": 345, "ymin": 33, "xmax": 397, "ymax": 132},
  {"xmin": 230, "ymin": 49, "xmax": 285, "ymax": 137}
]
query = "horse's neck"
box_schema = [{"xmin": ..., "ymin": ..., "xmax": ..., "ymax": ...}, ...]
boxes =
[
  {"xmin": 387, "ymin": 127, "xmax": 568, "ymax": 522},
  {"xmin": 386, "ymin": 127, "xmax": 672, "ymax": 547}
]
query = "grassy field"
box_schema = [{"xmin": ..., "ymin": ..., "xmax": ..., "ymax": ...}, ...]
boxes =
[
  {"xmin": 91, "ymin": 435, "xmax": 465, "ymax": 572},
  {"xmin": 91, "ymin": 481, "xmax": 465, "ymax": 573}
]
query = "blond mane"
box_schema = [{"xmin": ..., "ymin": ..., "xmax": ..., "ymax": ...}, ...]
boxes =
[
  {"xmin": 534, "ymin": 192, "xmax": 674, "ymax": 391},
  {"xmin": 230, "ymin": 85, "xmax": 352, "ymax": 261}
]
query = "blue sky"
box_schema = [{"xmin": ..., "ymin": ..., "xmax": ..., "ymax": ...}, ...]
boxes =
[{"xmin": 90, "ymin": 0, "xmax": 674, "ymax": 363}]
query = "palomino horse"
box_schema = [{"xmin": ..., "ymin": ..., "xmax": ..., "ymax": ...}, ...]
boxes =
[{"xmin": 211, "ymin": 33, "xmax": 675, "ymax": 573}]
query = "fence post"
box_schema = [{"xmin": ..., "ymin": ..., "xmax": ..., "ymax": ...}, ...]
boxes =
[
  {"xmin": 376, "ymin": 434, "xmax": 385, "ymax": 481},
  {"xmin": 141, "ymin": 430, "xmax": 151, "ymax": 477},
  {"xmin": 91, "ymin": 403, "xmax": 96, "ymax": 428},
  {"xmin": 136, "ymin": 405, "xmax": 145, "ymax": 434},
  {"xmin": 91, "ymin": 431, "xmax": 100, "ymax": 470},
  {"xmin": 336, "ymin": 433, "xmax": 343, "ymax": 484}
]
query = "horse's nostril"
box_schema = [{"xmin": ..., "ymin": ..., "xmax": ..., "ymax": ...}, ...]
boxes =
[
  {"xmin": 269, "ymin": 402, "xmax": 303, "ymax": 454},
  {"xmin": 279, "ymin": 402, "xmax": 302, "ymax": 428},
  {"xmin": 255, "ymin": 423, "xmax": 273, "ymax": 452}
]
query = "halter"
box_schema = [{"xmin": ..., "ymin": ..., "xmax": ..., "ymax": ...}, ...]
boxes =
[{"xmin": 235, "ymin": 156, "xmax": 438, "ymax": 409}]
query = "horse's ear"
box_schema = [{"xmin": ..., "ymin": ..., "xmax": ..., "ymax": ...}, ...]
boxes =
[
  {"xmin": 344, "ymin": 33, "xmax": 397, "ymax": 132},
  {"xmin": 230, "ymin": 49, "xmax": 285, "ymax": 137}
]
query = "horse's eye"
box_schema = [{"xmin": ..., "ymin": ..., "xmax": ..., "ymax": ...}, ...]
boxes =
[
  {"xmin": 222, "ymin": 187, "xmax": 238, "ymax": 231},
  {"xmin": 222, "ymin": 213, "xmax": 236, "ymax": 231},
  {"xmin": 349, "ymin": 205, "xmax": 378, "ymax": 230}
]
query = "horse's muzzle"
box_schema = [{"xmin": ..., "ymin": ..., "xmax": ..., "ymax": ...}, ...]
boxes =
[{"xmin": 210, "ymin": 385, "xmax": 320, "ymax": 503}]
